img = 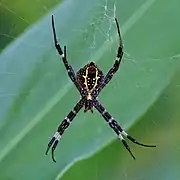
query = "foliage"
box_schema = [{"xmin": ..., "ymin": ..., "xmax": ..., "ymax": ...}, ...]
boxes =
[{"xmin": 0, "ymin": 0, "xmax": 180, "ymax": 179}]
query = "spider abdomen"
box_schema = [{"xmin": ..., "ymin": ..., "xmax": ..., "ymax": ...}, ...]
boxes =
[{"xmin": 76, "ymin": 62, "xmax": 104, "ymax": 92}]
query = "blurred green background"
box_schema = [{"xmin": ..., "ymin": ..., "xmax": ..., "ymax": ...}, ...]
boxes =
[{"xmin": 0, "ymin": 0, "xmax": 180, "ymax": 180}]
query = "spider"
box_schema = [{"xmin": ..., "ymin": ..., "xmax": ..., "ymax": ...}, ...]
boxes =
[{"xmin": 46, "ymin": 15, "xmax": 156, "ymax": 163}]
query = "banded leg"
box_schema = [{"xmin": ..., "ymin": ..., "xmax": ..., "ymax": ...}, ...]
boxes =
[
  {"xmin": 94, "ymin": 100, "xmax": 156, "ymax": 159},
  {"xmin": 45, "ymin": 98, "xmax": 85, "ymax": 162},
  {"xmin": 52, "ymin": 15, "xmax": 85, "ymax": 96},
  {"xmin": 93, "ymin": 18, "xmax": 124, "ymax": 98}
]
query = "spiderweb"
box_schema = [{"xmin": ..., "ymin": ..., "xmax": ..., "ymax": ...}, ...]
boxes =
[
  {"xmin": 1, "ymin": 0, "xmax": 178, "ymax": 100},
  {"xmin": 0, "ymin": 0, "xmax": 134, "ymax": 107},
  {"xmin": 0, "ymin": 0, "xmax": 180, "ymax": 180}
]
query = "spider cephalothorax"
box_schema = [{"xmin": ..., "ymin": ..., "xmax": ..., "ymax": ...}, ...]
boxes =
[{"xmin": 46, "ymin": 15, "xmax": 156, "ymax": 163}]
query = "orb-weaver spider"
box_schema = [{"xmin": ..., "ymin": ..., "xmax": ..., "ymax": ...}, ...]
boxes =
[{"xmin": 46, "ymin": 15, "xmax": 156, "ymax": 163}]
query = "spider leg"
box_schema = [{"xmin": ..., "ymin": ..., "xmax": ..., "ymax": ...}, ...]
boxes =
[
  {"xmin": 94, "ymin": 100, "xmax": 156, "ymax": 159},
  {"xmin": 46, "ymin": 98, "xmax": 85, "ymax": 162},
  {"xmin": 93, "ymin": 18, "xmax": 123, "ymax": 98},
  {"xmin": 51, "ymin": 15, "xmax": 85, "ymax": 97}
]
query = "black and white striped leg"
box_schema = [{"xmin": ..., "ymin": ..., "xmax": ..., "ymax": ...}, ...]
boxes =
[
  {"xmin": 52, "ymin": 15, "xmax": 85, "ymax": 97},
  {"xmin": 94, "ymin": 100, "xmax": 156, "ymax": 160},
  {"xmin": 46, "ymin": 98, "xmax": 85, "ymax": 162},
  {"xmin": 103, "ymin": 18, "xmax": 124, "ymax": 83},
  {"xmin": 103, "ymin": 19, "xmax": 123, "ymax": 81},
  {"xmin": 93, "ymin": 18, "xmax": 124, "ymax": 98}
]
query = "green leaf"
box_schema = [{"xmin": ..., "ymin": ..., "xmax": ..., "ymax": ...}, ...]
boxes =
[
  {"xmin": 0, "ymin": 0, "xmax": 180, "ymax": 179},
  {"xmin": 0, "ymin": 0, "xmax": 62, "ymax": 50},
  {"xmin": 61, "ymin": 68, "xmax": 180, "ymax": 180}
]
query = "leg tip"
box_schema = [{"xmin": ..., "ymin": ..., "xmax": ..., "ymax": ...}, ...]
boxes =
[
  {"xmin": 45, "ymin": 147, "xmax": 50, "ymax": 155},
  {"xmin": 132, "ymin": 155, "xmax": 136, "ymax": 160},
  {"xmin": 52, "ymin": 155, "xmax": 57, "ymax": 163}
]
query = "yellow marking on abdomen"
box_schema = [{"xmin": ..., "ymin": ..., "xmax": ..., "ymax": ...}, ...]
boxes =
[
  {"xmin": 83, "ymin": 67, "xmax": 100, "ymax": 93},
  {"xmin": 82, "ymin": 68, "xmax": 89, "ymax": 90},
  {"xmin": 87, "ymin": 93, "xmax": 92, "ymax": 100}
]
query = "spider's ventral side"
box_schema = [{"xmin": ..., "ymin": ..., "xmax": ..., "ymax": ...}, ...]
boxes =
[{"xmin": 46, "ymin": 15, "xmax": 156, "ymax": 163}]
